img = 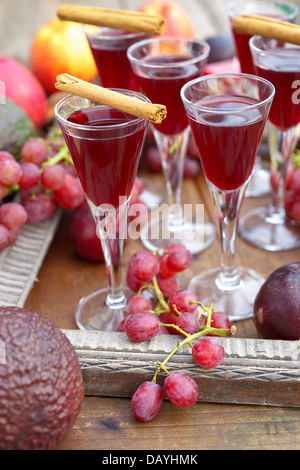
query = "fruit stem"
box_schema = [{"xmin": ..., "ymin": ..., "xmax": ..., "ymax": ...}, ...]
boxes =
[
  {"xmin": 153, "ymin": 310, "xmax": 235, "ymax": 381},
  {"xmin": 42, "ymin": 144, "xmax": 73, "ymax": 168},
  {"xmin": 152, "ymin": 276, "xmax": 170, "ymax": 313}
]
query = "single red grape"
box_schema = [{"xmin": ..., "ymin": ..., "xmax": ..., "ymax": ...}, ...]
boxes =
[
  {"xmin": 131, "ymin": 381, "xmax": 163, "ymax": 421},
  {"xmin": 166, "ymin": 249, "xmax": 192, "ymax": 273},
  {"xmin": 164, "ymin": 371, "xmax": 198, "ymax": 408},
  {"xmin": 128, "ymin": 295, "xmax": 152, "ymax": 315},
  {"xmin": 21, "ymin": 137, "xmax": 48, "ymax": 165},
  {"xmin": 127, "ymin": 250, "xmax": 159, "ymax": 283},
  {"xmin": 156, "ymin": 274, "xmax": 180, "ymax": 298},
  {"xmin": 18, "ymin": 161, "xmax": 41, "ymax": 190},
  {"xmin": 158, "ymin": 253, "xmax": 177, "ymax": 279},
  {"xmin": 168, "ymin": 290, "xmax": 199, "ymax": 316},
  {"xmin": 0, "ymin": 151, "xmax": 15, "ymax": 162},
  {"xmin": 176, "ymin": 312, "xmax": 201, "ymax": 335},
  {"xmin": 117, "ymin": 316, "xmax": 130, "ymax": 332},
  {"xmin": 0, "ymin": 202, "xmax": 27, "ymax": 229},
  {"xmin": 207, "ymin": 311, "xmax": 232, "ymax": 336},
  {"xmin": 54, "ymin": 174, "xmax": 85, "ymax": 210},
  {"xmin": 22, "ymin": 193, "xmax": 57, "ymax": 224},
  {"xmin": 0, "ymin": 159, "xmax": 22, "ymax": 186},
  {"xmin": 41, "ymin": 164, "xmax": 66, "ymax": 191},
  {"xmin": 159, "ymin": 311, "xmax": 177, "ymax": 334},
  {"xmin": 126, "ymin": 269, "xmax": 143, "ymax": 293},
  {"xmin": 125, "ymin": 311, "xmax": 160, "ymax": 342},
  {"xmin": 192, "ymin": 337, "xmax": 225, "ymax": 369}
]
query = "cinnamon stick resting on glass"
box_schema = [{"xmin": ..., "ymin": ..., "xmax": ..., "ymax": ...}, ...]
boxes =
[
  {"xmin": 233, "ymin": 14, "xmax": 300, "ymax": 45},
  {"xmin": 55, "ymin": 74, "xmax": 167, "ymax": 124},
  {"xmin": 57, "ymin": 4, "xmax": 166, "ymax": 35}
]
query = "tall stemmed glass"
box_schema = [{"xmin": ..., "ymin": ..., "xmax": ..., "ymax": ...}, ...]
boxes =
[
  {"xmin": 84, "ymin": 26, "xmax": 162, "ymax": 207},
  {"xmin": 181, "ymin": 73, "xmax": 274, "ymax": 321},
  {"xmin": 127, "ymin": 36, "xmax": 216, "ymax": 254},
  {"xmin": 239, "ymin": 36, "xmax": 300, "ymax": 251},
  {"xmin": 227, "ymin": 0, "xmax": 299, "ymax": 197},
  {"xmin": 55, "ymin": 91, "xmax": 150, "ymax": 331}
]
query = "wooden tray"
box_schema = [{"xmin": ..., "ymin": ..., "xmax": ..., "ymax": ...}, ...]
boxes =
[{"xmin": 0, "ymin": 207, "xmax": 62, "ymax": 307}]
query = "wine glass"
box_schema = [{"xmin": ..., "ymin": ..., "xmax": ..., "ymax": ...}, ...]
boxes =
[
  {"xmin": 84, "ymin": 25, "xmax": 163, "ymax": 208},
  {"xmin": 127, "ymin": 36, "xmax": 216, "ymax": 254},
  {"xmin": 227, "ymin": 0, "xmax": 299, "ymax": 198},
  {"xmin": 239, "ymin": 36, "xmax": 300, "ymax": 251},
  {"xmin": 55, "ymin": 90, "xmax": 150, "ymax": 331},
  {"xmin": 181, "ymin": 73, "xmax": 274, "ymax": 321}
]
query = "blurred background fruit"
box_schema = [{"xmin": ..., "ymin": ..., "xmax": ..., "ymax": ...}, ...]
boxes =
[
  {"xmin": 0, "ymin": 57, "xmax": 47, "ymax": 128},
  {"xmin": 139, "ymin": 0, "xmax": 196, "ymax": 37},
  {"xmin": 30, "ymin": 18, "xmax": 97, "ymax": 95},
  {"xmin": 0, "ymin": 98, "xmax": 36, "ymax": 159}
]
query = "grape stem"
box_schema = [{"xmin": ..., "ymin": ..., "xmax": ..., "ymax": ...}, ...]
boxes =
[
  {"xmin": 42, "ymin": 144, "xmax": 73, "ymax": 168},
  {"xmin": 151, "ymin": 304, "xmax": 236, "ymax": 383},
  {"xmin": 152, "ymin": 276, "xmax": 170, "ymax": 313}
]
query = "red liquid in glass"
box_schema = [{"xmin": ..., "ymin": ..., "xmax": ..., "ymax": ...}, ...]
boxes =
[
  {"xmin": 188, "ymin": 96, "xmax": 266, "ymax": 191},
  {"xmin": 87, "ymin": 30, "xmax": 143, "ymax": 90},
  {"xmin": 231, "ymin": 14, "xmax": 286, "ymax": 74},
  {"xmin": 254, "ymin": 48, "xmax": 300, "ymax": 130},
  {"xmin": 63, "ymin": 106, "xmax": 146, "ymax": 208},
  {"xmin": 135, "ymin": 54, "xmax": 202, "ymax": 135}
]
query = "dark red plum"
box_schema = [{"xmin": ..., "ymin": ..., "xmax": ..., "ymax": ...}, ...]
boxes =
[{"xmin": 253, "ymin": 263, "xmax": 300, "ymax": 340}]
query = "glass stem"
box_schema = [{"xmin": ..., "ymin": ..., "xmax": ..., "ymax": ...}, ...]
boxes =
[
  {"xmin": 267, "ymin": 122, "xmax": 300, "ymax": 220},
  {"xmin": 153, "ymin": 126, "xmax": 190, "ymax": 228},
  {"xmin": 88, "ymin": 197, "xmax": 128, "ymax": 308},
  {"xmin": 208, "ymin": 182, "xmax": 247, "ymax": 288}
]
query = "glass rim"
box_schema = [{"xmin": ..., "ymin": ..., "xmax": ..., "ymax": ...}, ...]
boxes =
[
  {"xmin": 83, "ymin": 24, "xmax": 148, "ymax": 40},
  {"xmin": 127, "ymin": 36, "xmax": 210, "ymax": 68},
  {"xmin": 249, "ymin": 34, "xmax": 300, "ymax": 55},
  {"xmin": 180, "ymin": 72, "xmax": 275, "ymax": 114},
  {"xmin": 227, "ymin": 0, "xmax": 299, "ymax": 20},
  {"xmin": 54, "ymin": 89, "xmax": 151, "ymax": 132}
]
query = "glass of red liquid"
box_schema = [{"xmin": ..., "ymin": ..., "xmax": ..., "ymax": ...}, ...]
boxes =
[
  {"xmin": 227, "ymin": 0, "xmax": 299, "ymax": 198},
  {"xmin": 239, "ymin": 36, "xmax": 300, "ymax": 251},
  {"xmin": 127, "ymin": 36, "xmax": 216, "ymax": 254},
  {"xmin": 84, "ymin": 26, "xmax": 163, "ymax": 210},
  {"xmin": 84, "ymin": 26, "xmax": 150, "ymax": 90},
  {"xmin": 181, "ymin": 73, "xmax": 274, "ymax": 320},
  {"xmin": 55, "ymin": 91, "xmax": 150, "ymax": 331}
]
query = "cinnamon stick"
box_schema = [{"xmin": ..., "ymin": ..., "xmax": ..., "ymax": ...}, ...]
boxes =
[
  {"xmin": 233, "ymin": 15, "xmax": 300, "ymax": 45},
  {"xmin": 57, "ymin": 4, "xmax": 166, "ymax": 36},
  {"xmin": 242, "ymin": 14, "xmax": 300, "ymax": 29},
  {"xmin": 55, "ymin": 74, "xmax": 167, "ymax": 124}
]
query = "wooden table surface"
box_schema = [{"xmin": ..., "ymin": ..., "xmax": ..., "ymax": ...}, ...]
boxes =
[{"xmin": 23, "ymin": 163, "xmax": 300, "ymax": 451}]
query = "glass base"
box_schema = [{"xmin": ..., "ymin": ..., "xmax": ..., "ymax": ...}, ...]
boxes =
[
  {"xmin": 75, "ymin": 286, "xmax": 133, "ymax": 331},
  {"xmin": 239, "ymin": 206, "xmax": 300, "ymax": 251},
  {"xmin": 140, "ymin": 212, "xmax": 216, "ymax": 254},
  {"xmin": 245, "ymin": 162, "xmax": 270, "ymax": 198},
  {"xmin": 188, "ymin": 266, "xmax": 265, "ymax": 321},
  {"xmin": 139, "ymin": 178, "xmax": 164, "ymax": 209}
]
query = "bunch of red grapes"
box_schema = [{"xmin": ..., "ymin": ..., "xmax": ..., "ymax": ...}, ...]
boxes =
[
  {"xmin": 119, "ymin": 244, "xmax": 235, "ymax": 422},
  {"xmin": 0, "ymin": 129, "xmax": 85, "ymax": 250}
]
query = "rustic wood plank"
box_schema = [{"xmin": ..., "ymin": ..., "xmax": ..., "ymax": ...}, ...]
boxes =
[{"xmin": 63, "ymin": 329, "xmax": 300, "ymax": 408}]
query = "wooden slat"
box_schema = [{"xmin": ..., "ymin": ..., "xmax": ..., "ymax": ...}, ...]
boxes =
[{"xmin": 63, "ymin": 329, "xmax": 300, "ymax": 408}]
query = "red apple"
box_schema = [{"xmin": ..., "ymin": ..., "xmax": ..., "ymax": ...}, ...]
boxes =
[
  {"xmin": 0, "ymin": 57, "xmax": 47, "ymax": 128},
  {"xmin": 30, "ymin": 18, "xmax": 97, "ymax": 96},
  {"xmin": 139, "ymin": 1, "xmax": 196, "ymax": 37}
]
